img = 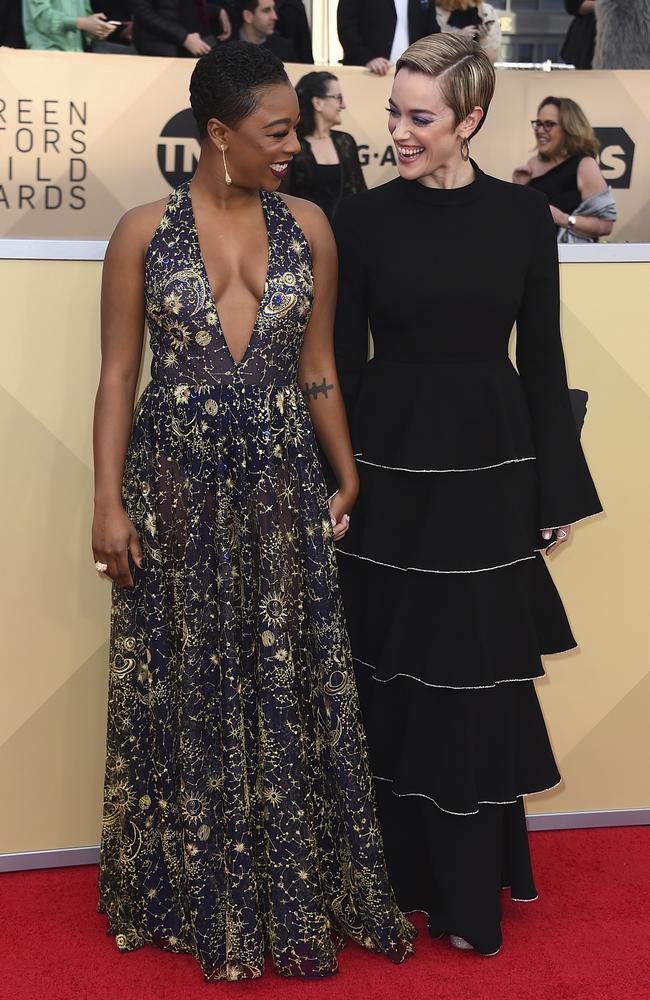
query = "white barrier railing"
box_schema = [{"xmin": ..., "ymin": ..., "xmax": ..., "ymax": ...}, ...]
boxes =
[{"xmin": 495, "ymin": 61, "xmax": 575, "ymax": 71}]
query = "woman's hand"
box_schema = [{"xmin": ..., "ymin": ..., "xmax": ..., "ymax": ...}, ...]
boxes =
[
  {"xmin": 329, "ymin": 487, "xmax": 357, "ymax": 542},
  {"xmin": 513, "ymin": 163, "xmax": 533, "ymax": 184},
  {"xmin": 541, "ymin": 524, "xmax": 572, "ymax": 555},
  {"xmin": 461, "ymin": 24, "xmax": 486, "ymax": 40},
  {"xmin": 93, "ymin": 503, "xmax": 144, "ymax": 588},
  {"xmin": 183, "ymin": 32, "xmax": 211, "ymax": 55},
  {"xmin": 77, "ymin": 13, "xmax": 116, "ymax": 39}
]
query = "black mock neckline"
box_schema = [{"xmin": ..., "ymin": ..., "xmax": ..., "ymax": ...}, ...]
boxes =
[{"xmin": 399, "ymin": 160, "xmax": 487, "ymax": 206}]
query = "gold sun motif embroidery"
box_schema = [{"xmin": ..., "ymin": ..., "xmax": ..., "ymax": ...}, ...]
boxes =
[{"xmin": 99, "ymin": 181, "xmax": 415, "ymax": 981}]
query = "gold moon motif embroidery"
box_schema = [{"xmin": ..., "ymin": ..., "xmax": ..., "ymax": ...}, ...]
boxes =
[{"xmin": 163, "ymin": 268, "xmax": 208, "ymax": 318}]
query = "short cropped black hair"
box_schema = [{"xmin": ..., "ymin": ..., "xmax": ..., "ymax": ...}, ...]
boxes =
[{"xmin": 190, "ymin": 42, "xmax": 289, "ymax": 140}]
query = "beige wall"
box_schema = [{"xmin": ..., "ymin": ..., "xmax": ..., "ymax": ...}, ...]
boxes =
[
  {"xmin": 0, "ymin": 256, "xmax": 648, "ymax": 855},
  {"xmin": 526, "ymin": 262, "xmax": 650, "ymax": 814},
  {"xmin": 1, "ymin": 51, "xmax": 649, "ymax": 242}
]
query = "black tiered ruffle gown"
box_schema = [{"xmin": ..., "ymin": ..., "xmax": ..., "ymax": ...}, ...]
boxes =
[{"xmin": 332, "ymin": 165, "xmax": 602, "ymax": 955}]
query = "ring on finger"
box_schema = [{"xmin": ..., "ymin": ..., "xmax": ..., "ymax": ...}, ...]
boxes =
[{"xmin": 95, "ymin": 560, "xmax": 108, "ymax": 573}]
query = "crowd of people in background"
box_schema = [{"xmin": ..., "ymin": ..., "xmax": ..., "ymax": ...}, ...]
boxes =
[
  {"xmin": 0, "ymin": 0, "xmax": 313, "ymax": 57},
  {"xmin": 563, "ymin": 0, "xmax": 650, "ymax": 70},
  {"xmin": 2, "ymin": 0, "xmax": 649, "ymax": 69},
  {"xmin": 1, "ymin": 0, "xmax": 624, "ymax": 241}
]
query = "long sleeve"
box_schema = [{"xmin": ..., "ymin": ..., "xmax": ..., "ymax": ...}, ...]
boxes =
[
  {"xmin": 276, "ymin": 0, "xmax": 313, "ymax": 63},
  {"xmin": 346, "ymin": 137, "xmax": 368, "ymax": 195},
  {"xmin": 335, "ymin": 132, "xmax": 368, "ymax": 199},
  {"xmin": 337, "ymin": 0, "xmax": 373, "ymax": 66},
  {"xmin": 132, "ymin": 0, "xmax": 187, "ymax": 44},
  {"xmin": 26, "ymin": 0, "xmax": 83, "ymax": 36},
  {"xmin": 332, "ymin": 198, "xmax": 370, "ymax": 428},
  {"xmin": 416, "ymin": 0, "xmax": 440, "ymax": 37},
  {"xmin": 515, "ymin": 194, "xmax": 602, "ymax": 528}
]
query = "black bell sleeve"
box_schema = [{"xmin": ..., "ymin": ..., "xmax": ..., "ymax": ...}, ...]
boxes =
[{"xmin": 515, "ymin": 193, "xmax": 602, "ymax": 529}]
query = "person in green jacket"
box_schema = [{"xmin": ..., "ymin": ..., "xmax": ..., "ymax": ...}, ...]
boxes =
[{"xmin": 23, "ymin": 0, "xmax": 116, "ymax": 50}]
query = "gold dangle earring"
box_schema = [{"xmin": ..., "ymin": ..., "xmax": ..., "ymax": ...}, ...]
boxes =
[
  {"xmin": 220, "ymin": 144, "xmax": 232, "ymax": 186},
  {"xmin": 460, "ymin": 137, "xmax": 470, "ymax": 162}
]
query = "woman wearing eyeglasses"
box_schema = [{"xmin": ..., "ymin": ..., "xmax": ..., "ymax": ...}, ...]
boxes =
[
  {"xmin": 513, "ymin": 96, "xmax": 615, "ymax": 243},
  {"xmin": 282, "ymin": 71, "xmax": 367, "ymax": 221}
]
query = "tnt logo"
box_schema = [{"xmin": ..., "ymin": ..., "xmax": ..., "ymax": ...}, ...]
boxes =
[
  {"xmin": 157, "ymin": 109, "xmax": 200, "ymax": 187},
  {"xmin": 594, "ymin": 128, "xmax": 635, "ymax": 189}
]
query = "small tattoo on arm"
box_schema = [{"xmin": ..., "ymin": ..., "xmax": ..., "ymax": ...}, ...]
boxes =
[{"xmin": 304, "ymin": 377, "xmax": 334, "ymax": 401}]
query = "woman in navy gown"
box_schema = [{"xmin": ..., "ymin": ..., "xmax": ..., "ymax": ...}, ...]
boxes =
[{"xmin": 92, "ymin": 42, "xmax": 415, "ymax": 981}]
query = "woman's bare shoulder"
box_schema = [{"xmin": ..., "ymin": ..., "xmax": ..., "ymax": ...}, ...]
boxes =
[
  {"xmin": 577, "ymin": 155, "xmax": 605, "ymax": 180},
  {"xmin": 527, "ymin": 155, "xmax": 545, "ymax": 177},
  {"xmin": 108, "ymin": 196, "xmax": 171, "ymax": 257},
  {"xmin": 277, "ymin": 192, "xmax": 331, "ymax": 241}
]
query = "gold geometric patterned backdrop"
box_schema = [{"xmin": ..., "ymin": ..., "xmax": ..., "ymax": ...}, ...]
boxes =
[{"xmin": 0, "ymin": 257, "xmax": 648, "ymax": 856}]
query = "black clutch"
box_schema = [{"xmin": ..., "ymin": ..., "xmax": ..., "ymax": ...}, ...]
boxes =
[{"xmin": 569, "ymin": 388, "xmax": 588, "ymax": 436}]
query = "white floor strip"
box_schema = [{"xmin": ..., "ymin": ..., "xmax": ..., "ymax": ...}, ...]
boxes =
[{"xmin": 1, "ymin": 810, "xmax": 648, "ymax": 872}]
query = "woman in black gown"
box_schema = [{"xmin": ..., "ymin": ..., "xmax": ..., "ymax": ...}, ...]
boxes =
[
  {"xmin": 283, "ymin": 71, "xmax": 367, "ymax": 222},
  {"xmin": 333, "ymin": 34, "xmax": 601, "ymax": 955}
]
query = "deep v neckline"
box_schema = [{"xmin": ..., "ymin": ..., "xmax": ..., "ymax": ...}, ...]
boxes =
[{"xmin": 186, "ymin": 182, "xmax": 272, "ymax": 369}]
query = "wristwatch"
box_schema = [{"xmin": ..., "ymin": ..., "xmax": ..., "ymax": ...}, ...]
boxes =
[{"xmin": 567, "ymin": 215, "xmax": 577, "ymax": 229}]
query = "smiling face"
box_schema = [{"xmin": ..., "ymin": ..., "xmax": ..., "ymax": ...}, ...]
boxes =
[
  {"xmin": 388, "ymin": 69, "xmax": 482, "ymax": 178},
  {"xmin": 208, "ymin": 82, "xmax": 300, "ymax": 191},
  {"xmin": 534, "ymin": 103, "xmax": 565, "ymax": 160},
  {"xmin": 314, "ymin": 78, "xmax": 346, "ymax": 128}
]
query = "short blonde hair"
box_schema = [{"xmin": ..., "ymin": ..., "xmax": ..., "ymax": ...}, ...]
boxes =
[
  {"xmin": 396, "ymin": 34, "xmax": 496, "ymax": 137},
  {"xmin": 538, "ymin": 96, "xmax": 600, "ymax": 159}
]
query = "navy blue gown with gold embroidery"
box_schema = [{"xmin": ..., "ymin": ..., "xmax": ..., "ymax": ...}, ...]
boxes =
[{"xmin": 98, "ymin": 182, "xmax": 415, "ymax": 981}]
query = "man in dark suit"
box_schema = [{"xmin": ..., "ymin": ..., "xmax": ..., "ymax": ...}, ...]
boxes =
[
  {"xmin": 275, "ymin": 0, "xmax": 313, "ymax": 63},
  {"xmin": 132, "ymin": 0, "xmax": 230, "ymax": 57},
  {"xmin": 236, "ymin": 0, "xmax": 297, "ymax": 61},
  {"xmin": 338, "ymin": 0, "xmax": 439, "ymax": 74}
]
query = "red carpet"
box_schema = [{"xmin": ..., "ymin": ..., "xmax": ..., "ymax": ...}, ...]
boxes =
[{"xmin": 2, "ymin": 828, "xmax": 649, "ymax": 1000}]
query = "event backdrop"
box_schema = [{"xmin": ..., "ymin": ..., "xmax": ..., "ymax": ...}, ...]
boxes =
[
  {"xmin": 0, "ymin": 254, "xmax": 648, "ymax": 856},
  {"xmin": 0, "ymin": 50, "xmax": 648, "ymax": 241}
]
